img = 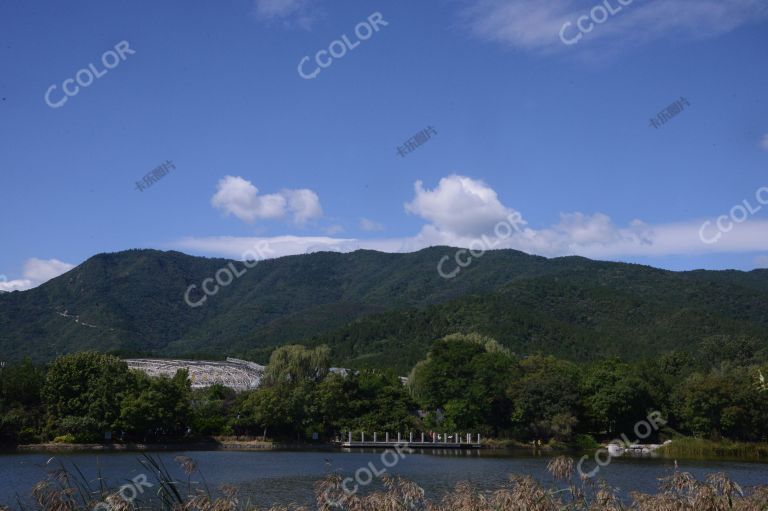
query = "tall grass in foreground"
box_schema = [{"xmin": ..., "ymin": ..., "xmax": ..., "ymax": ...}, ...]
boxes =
[
  {"xmin": 660, "ymin": 438, "xmax": 768, "ymax": 460},
  {"xmin": 7, "ymin": 454, "xmax": 768, "ymax": 511}
]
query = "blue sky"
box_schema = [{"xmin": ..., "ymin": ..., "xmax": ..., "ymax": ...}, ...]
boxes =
[{"xmin": 1, "ymin": 0, "xmax": 768, "ymax": 290}]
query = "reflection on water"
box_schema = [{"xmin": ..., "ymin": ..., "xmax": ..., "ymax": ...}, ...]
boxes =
[{"xmin": 2, "ymin": 449, "xmax": 768, "ymax": 507}]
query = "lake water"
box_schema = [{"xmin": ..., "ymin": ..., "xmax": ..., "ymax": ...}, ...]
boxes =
[{"xmin": 2, "ymin": 448, "xmax": 767, "ymax": 507}]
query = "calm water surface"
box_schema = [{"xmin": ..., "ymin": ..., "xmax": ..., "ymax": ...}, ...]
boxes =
[{"xmin": 2, "ymin": 449, "xmax": 767, "ymax": 507}]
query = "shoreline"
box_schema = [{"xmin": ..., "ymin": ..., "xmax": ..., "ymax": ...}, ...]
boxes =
[
  {"xmin": 6, "ymin": 439, "xmax": 331, "ymax": 453},
  {"xmin": 4, "ymin": 438, "xmax": 768, "ymax": 463}
]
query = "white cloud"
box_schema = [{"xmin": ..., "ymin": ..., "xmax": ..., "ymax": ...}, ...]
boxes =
[
  {"xmin": 359, "ymin": 218, "xmax": 385, "ymax": 232},
  {"xmin": 178, "ymin": 174, "xmax": 768, "ymax": 267},
  {"xmin": 513, "ymin": 218, "xmax": 768, "ymax": 259},
  {"xmin": 211, "ymin": 176, "xmax": 322, "ymax": 225},
  {"xmin": 462, "ymin": 0, "xmax": 572, "ymax": 51},
  {"xmin": 254, "ymin": 0, "xmax": 304, "ymax": 18},
  {"xmin": 252, "ymin": 0, "xmax": 315, "ymax": 29},
  {"xmin": 0, "ymin": 258, "xmax": 75, "ymax": 292},
  {"xmin": 283, "ymin": 188, "xmax": 323, "ymax": 225},
  {"xmin": 324, "ymin": 224, "xmax": 345, "ymax": 235},
  {"xmin": 24, "ymin": 258, "xmax": 76, "ymax": 282},
  {"xmin": 174, "ymin": 235, "xmax": 406, "ymax": 260},
  {"xmin": 0, "ymin": 278, "xmax": 31, "ymax": 292},
  {"xmin": 403, "ymin": 177, "xmax": 768, "ymax": 258},
  {"xmin": 405, "ymin": 175, "xmax": 523, "ymax": 237},
  {"xmin": 211, "ymin": 176, "xmax": 285, "ymax": 222},
  {"xmin": 462, "ymin": 0, "xmax": 768, "ymax": 52},
  {"xmin": 173, "ymin": 216, "xmax": 768, "ymax": 265}
]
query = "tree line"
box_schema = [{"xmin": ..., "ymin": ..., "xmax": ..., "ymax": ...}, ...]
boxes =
[{"xmin": 1, "ymin": 333, "xmax": 767, "ymax": 445}]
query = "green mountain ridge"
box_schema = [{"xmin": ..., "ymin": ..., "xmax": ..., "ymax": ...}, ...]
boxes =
[{"xmin": 1, "ymin": 247, "xmax": 767, "ymax": 371}]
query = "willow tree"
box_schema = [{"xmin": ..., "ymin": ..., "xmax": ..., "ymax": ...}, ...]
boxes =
[
  {"xmin": 236, "ymin": 345, "xmax": 331, "ymax": 440},
  {"xmin": 263, "ymin": 344, "xmax": 330, "ymax": 387}
]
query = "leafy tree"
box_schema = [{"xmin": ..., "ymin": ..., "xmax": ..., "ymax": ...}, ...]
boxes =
[
  {"xmin": 0, "ymin": 359, "xmax": 44, "ymax": 444},
  {"xmin": 467, "ymin": 351, "xmax": 519, "ymax": 434},
  {"xmin": 307, "ymin": 372, "xmax": 357, "ymax": 438},
  {"xmin": 234, "ymin": 385, "xmax": 300, "ymax": 439},
  {"xmin": 410, "ymin": 333, "xmax": 516, "ymax": 433},
  {"xmin": 697, "ymin": 336, "xmax": 760, "ymax": 370},
  {"xmin": 673, "ymin": 364, "xmax": 768, "ymax": 441},
  {"xmin": 190, "ymin": 384, "xmax": 237, "ymax": 436},
  {"xmin": 42, "ymin": 352, "xmax": 136, "ymax": 441},
  {"xmin": 118, "ymin": 370, "xmax": 191, "ymax": 442},
  {"xmin": 580, "ymin": 359, "xmax": 653, "ymax": 435},
  {"xmin": 658, "ymin": 350, "xmax": 695, "ymax": 377},
  {"xmin": 56, "ymin": 416, "xmax": 100, "ymax": 442},
  {"xmin": 0, "ymin": 359, "xmax": 44, "ymax": 407},
  {"xmin": 441, "ymin": 399, "xmax": 484, "ymax": 432},
  {"xmin": 507, "ymin": 355, "xmax": 581, "ymax": 441},
  {"xmin": 345, "ymin": 370, "xmax": 418, "ymax": 434}
]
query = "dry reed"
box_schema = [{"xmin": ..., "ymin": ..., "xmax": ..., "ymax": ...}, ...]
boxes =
[{"xmin": 11, "ymin": 455, "xmax": 768, "ymax": 511}]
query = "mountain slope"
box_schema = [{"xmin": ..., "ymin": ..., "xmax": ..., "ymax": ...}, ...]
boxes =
[
  {"xmin": 0, "ymin": 248, "xmax": 766, "ymax": 370},
  {"xmin": 311, "ymin": 264, "xmax": 768, "ymax": 371}
]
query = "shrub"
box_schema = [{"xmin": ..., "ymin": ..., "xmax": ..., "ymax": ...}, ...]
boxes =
[{"xmin": 52, "ymin": 434, "xmax": 76, "ymax": 443}]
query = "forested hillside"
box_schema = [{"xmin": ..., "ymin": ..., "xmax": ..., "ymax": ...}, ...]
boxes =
[{"xmin": 1, "ymin": 247, "xmax": 767, "ymax": 371}]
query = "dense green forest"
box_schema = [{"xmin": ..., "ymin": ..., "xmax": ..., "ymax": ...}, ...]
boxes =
[
  {"xmin": 1, "ymin": 248, "xmax": 768, "ymax": 374},
  {"xmin": 2, "ymin": 334, "xmax": 767, "ymax": 447}
]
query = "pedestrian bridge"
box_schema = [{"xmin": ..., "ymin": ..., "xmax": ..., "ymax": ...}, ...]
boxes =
[{"xmin": 340, "ymin": 431, "xmax": 481, "ymax": 449}]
